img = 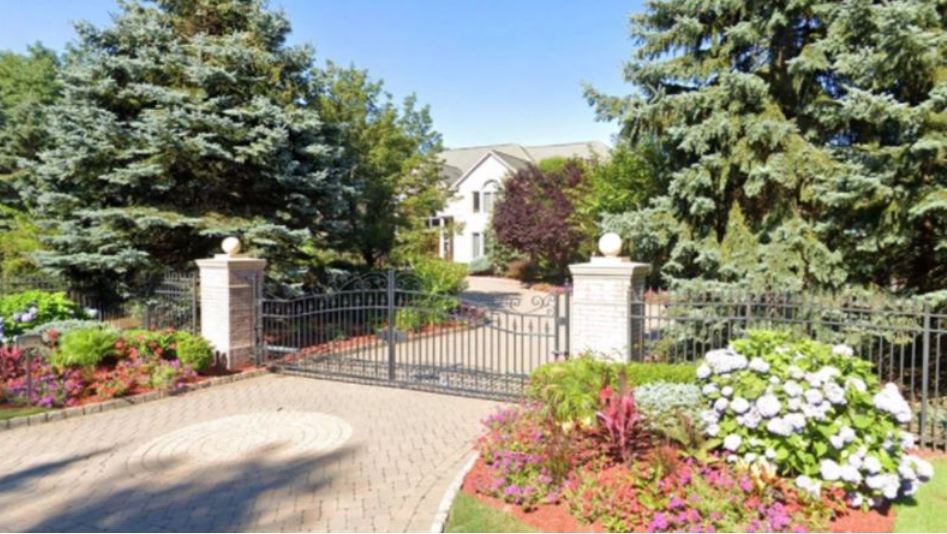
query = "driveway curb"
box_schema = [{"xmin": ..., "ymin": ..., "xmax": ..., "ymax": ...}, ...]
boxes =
[{"xmin": 430, "ymin": 452, "xmax": 479, "ymax": 533}]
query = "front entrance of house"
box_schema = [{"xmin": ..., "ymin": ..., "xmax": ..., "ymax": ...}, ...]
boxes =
[{"xmin": 257, "ymin": 270, "xmax": 569, "ymax": 399}]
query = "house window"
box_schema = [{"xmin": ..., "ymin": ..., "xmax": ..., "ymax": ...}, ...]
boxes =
[
  {"xmin": 472, "ymin": 192, "xmax": 480, "ymax": 213},
  {"xmin": 472, "ymin": 232, "xmax": 482, "ymax": 258},
  {"xmin": 481, "ymin": 180, "xmax": 499, "ymax": 213},
  {"xmin": 482, "ymin": 191, "xmax": 495, "ymax": 213}
]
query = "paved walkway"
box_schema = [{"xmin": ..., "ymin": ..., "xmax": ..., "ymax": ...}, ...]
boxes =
[{"xmin": 0, "ymin": 374, "xmax": 500, "ymax": 532}]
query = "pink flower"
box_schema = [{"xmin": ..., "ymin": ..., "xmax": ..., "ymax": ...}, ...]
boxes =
[
  {"xmin": 740, "ymin": 476, "xmax": 753, "ymax": 492},
  {"xmin": 650, "ymin": 512, "xmax": 669, "ymax": 531}
]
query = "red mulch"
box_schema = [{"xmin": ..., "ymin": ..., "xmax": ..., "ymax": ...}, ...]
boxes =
[
  {"xmin": 830, "ymin": 504, "xmax": 894, "ymax": 533},
  {"xmin": 459, "ymin": 452, "xmax": 947, "ymax": 533},
  {"xmin": 462, "ymin": 457, "xmax": 602, "ymax": 533},
  {"xmin": 62, "ymin": 366, "xmax": 260, "ymax": 407}
]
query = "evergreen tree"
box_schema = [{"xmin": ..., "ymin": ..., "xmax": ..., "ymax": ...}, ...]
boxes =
[
  {"xmin": 21, "ymin": 0, "xmax": 341, "ymax": 290},
  {"xmin": 591, "ymin": 0, "xmax": 946, "ymax": 293},
  {"xmin": 0, "ymin": 44, "xmax": 60, "ymax": 192},
  {"xmin": 312, "ymin": 62, "xmax": 445, "ymax": 267},
  {"xmin": 0, "ymin": 44, "xmax": 61, "ymax": 276}
]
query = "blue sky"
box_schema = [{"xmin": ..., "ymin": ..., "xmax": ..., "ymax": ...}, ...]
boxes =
[{"xmin": 0, "ymin": 0, "xmax": 643, "ymax": 148}]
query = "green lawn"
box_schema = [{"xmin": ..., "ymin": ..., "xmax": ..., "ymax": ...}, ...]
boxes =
[
  {"xmin": 895, "ymin": 458, "xmax": 947, "ymax": 533},
  {"xmin": 0, "ymin": 406, "xmax": 48, "ymax": 421},
  {"xmin": 445, "ymin": 492, "xmax": 535, "ymax": 533}
]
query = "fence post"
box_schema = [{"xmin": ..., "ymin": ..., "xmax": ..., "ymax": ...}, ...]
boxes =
[
  {"xmin": 568, "ymin": 233, "xmax": 649, "ymax": 362},
  {"xmin": 195, "ymin": 238, "xmax": 267, "ymax": 370},
  {"xmin": 920, "ymin": 303, "xmax": 930, "ymax": 448},
  {"xmin": 386, "ymin": 269, "xmax": 396, "ymax": 381},
  {"xmin": 190, "ymin": 275, "xmax": 199, "ymax": 334},
  {"xmin": 554, "ymin": 293, "xmax": 561, "ymax": 359}
]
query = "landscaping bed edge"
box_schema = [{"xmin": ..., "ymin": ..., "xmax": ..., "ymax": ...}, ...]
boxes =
[
  {"xmin": 431, "ymin": 452, "xmax": 480, "ymax": 533},
  {"xmin": 0, "ymin": 368, "xmax": 270, "ymax": 431}
]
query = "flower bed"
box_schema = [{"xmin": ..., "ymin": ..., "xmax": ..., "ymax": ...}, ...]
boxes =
[
  {"xmin": 1, "ymin": 290, "xmax": 226, "ymax": 413},
  {"xmin": 458, "ymin": 330, "xmax": 936, "ymax": 533}
]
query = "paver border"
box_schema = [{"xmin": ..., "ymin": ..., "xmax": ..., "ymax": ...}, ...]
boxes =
[
  {"xmin": 0, "ymin": 368, "xmax": 270, "ymax": 431},
  {"xmin": 430, "ymin": 452, "xmax": 479, "ymax": 533}
]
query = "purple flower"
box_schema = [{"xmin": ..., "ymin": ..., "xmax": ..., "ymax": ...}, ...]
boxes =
[
  {"xmin": 650, "ymin": 512, "xmax": 669, "ymax": 531},
  {"xmin": 668, "ymin": 496, "xmax": 685, "ymax": 509}
]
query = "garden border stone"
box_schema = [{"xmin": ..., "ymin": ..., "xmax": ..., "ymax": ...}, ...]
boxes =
[
  {"xmin": 0, "ymin": 368, "xmax": 269, "ymax": 431},
  {"xmin": 430, "ymin": 452, "xmax": 479, "ymax": 533}
]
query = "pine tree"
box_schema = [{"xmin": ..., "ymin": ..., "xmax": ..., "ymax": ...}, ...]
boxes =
[
  {"xmin": 21, "ymin": 0, "xmax": 341, "ymax": 290},
  {"xmin": 591, "ymin": 0, "xmax": 946, "ymax": 293}
]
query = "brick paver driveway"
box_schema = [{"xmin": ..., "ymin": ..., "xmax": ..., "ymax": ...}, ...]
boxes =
[{"xmin": 0, "ymin": 374, "xmax": 500, "ymax": 532}]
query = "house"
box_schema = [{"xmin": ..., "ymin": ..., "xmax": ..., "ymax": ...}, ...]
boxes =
[{"xmin": 431, "ymin": 141, "xmax": 610, "ymax": 264}]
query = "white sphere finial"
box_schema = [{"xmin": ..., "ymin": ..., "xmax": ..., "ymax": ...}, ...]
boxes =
[
  {"xmin": 221, "ymin": 237, "xmax": 241, "ymax": 257},
  {"xmin": 598, "ymin": 232, "xmax": 622, "ymax": 257}
]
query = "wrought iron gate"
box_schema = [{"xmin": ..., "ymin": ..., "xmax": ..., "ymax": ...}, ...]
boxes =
[{"xmin": 258, "ymin": 271, "xmax": 569, "ymax": 399}]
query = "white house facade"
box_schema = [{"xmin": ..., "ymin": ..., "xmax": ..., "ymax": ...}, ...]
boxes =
[{"xmin": 431, "ymin": 141, "xmax": 610, "ymax": 264}]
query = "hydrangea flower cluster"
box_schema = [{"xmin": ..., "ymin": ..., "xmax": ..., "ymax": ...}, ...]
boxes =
[{"xmin": 696, "ymin": 330, "xmax": 933, "ymax": 508}]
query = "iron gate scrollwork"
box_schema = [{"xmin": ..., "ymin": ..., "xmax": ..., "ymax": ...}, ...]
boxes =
[{"xmin": 258, "ymin": 270, "xmax": 570, "ymax": 399}]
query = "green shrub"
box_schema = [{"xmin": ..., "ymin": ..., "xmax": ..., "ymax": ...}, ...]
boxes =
[
  {"xmin": 395, "ymin": 308, "xmax": 426, "ymax": 332},
  {"xmin": 173, "ymin": 332, "xmax": 214, "ymax": 372},
  {"xmin": 25, "ymin": 319, "xmax": 107, "ymax": 343},
  {"xmin": 51, "ymin": 326, "xmax": 120, "ymax": 368},
  {"xmin": 697, "ymin": 329, "xmax": 934, "ymax": 507},
  {"xmin": 410, "ymin": 255, "xmax": 468, "ymax": 296},
  {"xmin": 122, "ymin": 329, "xmax": 177, "ymax": 358},
  {"xmin": 527, "ymin": 355, "xmax": 695, "ymax": 425},
  {"xmin": 635, "ymin": 381, "xmax": 706, "ymax": 450},
  {"xmin": 0, "ymin": 290, "xmax": 86, "ymax": 337},
  {"xmin": 467, "ymin": 256, "xmax": 493, "ymax": 275}
]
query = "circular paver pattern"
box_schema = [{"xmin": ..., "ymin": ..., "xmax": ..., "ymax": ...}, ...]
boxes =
[{"xmin": 127, "ymin": 410, "xmax": 352, "ymax": 476}]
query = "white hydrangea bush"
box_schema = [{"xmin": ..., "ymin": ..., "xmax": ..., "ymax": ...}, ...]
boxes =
[{"xmin": 697, "ymin": 330, "xmax": 934, "ymax": 508}]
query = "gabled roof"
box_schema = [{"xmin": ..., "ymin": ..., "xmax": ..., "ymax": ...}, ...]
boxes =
[{"xmin": 439, "ymin": 141, "xmax": 610, "ymax": 188}]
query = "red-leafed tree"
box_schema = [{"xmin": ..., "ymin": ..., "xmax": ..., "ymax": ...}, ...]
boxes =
[{"xmin": 492, "ymin": 162, "xmax": 586, "ymax": 280}]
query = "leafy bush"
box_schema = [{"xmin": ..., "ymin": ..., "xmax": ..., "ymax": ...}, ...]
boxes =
[
  {"xmin": 395, "ymin": 308, "xmax": 425, "ymax": 332},
  {"xmin": 410, "ymin": 255, "xmax": 468, "ymax": 296},
  {"xmin": 467, "ymin": 256, "xmax": 492, "ymax": 275},
  {"xmin": 527, "ymin": 355, "xmax": 695, "ymax": 425},
  {"xmin": 50, "ymin": 326, "xmax": 120, "ymax": 368},
  {"xmin": 635, "ymin": 382, "xmax": 705, "ymax": 443},
  {"xmin": 0, "ymin": 290, "xmax": 86, "ymax": 338},
  {"xmin": 121, "ymin": 329, "xmax": 177, "ymax": 358},
  {"xmin": 25, "ymin": 319, "xmax": 107, "ymax": 344},
  {"xmin": 697, "ymin": 329, "xmax": 934, "ymax": 507},
  {"xmin": 173, "ymin": 332, "xmax": 214, "ymax": 372}
]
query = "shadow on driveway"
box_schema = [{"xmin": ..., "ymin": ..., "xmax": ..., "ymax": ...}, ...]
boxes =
[
  {"xmin": 27, "ymin": 443, "xmax": 359, "ymax": 532},
  {"xmin": 0, "ymin": 448, "xmax": 116, "ymax": 496}
]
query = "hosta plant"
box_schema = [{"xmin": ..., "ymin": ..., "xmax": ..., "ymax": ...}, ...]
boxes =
[{"xmin": 696, "ymin": 330, "xmax": 933, "ymax": 508}]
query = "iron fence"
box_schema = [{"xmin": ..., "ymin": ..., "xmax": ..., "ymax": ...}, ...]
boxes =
[
  {"xmin": 0, "ymin": 272, "xmax": 199, "ymax": 333},
  {"xmin": 259, "ymin": 270, "xmax": 570, "ymax": 399},
  {"xmin": 630, "ymin": 288, "xmax": 947, "ymax": 449}
]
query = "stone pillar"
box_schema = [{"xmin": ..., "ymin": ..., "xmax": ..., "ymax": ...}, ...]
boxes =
[
  {"xmin": 195, "ymin": 238, "xmax": 266, "ymax": 370},
  {"xmin": 568, "ymin": 233, "xmax": 649, "ymax": 362}
]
